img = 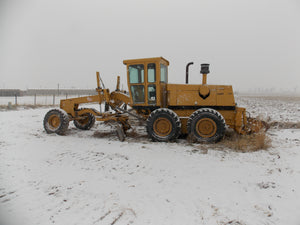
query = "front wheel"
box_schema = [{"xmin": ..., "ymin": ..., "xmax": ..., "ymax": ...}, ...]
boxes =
[
  {"xmin": 187, "ymin": 108, "xmax": 225, "ymax": 143},
  {"xmin": 74, "ymin": 112, "xmax": 95, "ymax": 130},
  {"xmin": 43, "ymin": 109, "xmax": 69, "ymax": 135},
  {"xmin": 146, "ymin": 108, "xmax": 181, "ymax": 142}
]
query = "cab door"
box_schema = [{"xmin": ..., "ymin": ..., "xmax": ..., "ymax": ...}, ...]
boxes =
[
  {"xmin": 128, "ymin": 63, "xmax": 158, "ymax": 106},
  {"xmin": 146, "ymin": 63, "xmax": 157, "ymax": 106},
  {"xmin": 128, "ymin": 64, "xmax": 146, "ymax": 105}
]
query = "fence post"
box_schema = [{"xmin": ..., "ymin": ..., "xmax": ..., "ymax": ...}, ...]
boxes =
[
  {"xmin": 15, "ymin": 94, "xmax": 17, "ymax": 105},
  {"xmin": 53, "ymin": 94, "xmax": 55, "ymax": 105}
]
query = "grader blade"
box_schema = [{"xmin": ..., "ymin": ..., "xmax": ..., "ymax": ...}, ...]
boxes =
[
  {"xmin": 104, "ymin": 120, "xmax": 127, "ymax": 142},
  {"xmin": 116, "ymin": 124, "xmax": 126, "ymax": 142}
]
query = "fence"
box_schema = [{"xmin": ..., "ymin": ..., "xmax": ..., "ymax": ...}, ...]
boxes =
[{"xmin": 0, "ymin": 94, "xmax": 84, "ymax": 106}]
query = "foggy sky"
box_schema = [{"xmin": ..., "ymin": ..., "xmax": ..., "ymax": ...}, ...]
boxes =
[{"xmin": 0, "ymin": 0, "xmax": 299, "ymax": 93}]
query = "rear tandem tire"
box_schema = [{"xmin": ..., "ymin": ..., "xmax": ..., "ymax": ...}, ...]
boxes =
[
  {"xmin": 146, "ymin": 108, "xmax": 181, "ymax": 142},
  {"xmin": 43, "ymin": 109, "xmax": 69, "ymax": 135},
  {"xmin": 187, "ymin": 108, "xmax": 225, "ymax": 143}
]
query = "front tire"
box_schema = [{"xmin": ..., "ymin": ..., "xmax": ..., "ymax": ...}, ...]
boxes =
[
  {"xmin": 44, "ymin": 109, "xmax": 69, "ymax": 135},
  {"xmin": 146, "ymin": 108, "xmax": 181, "ymax": 142},
  {"xmin": 74, "ymin": 112, "xmax": 95, "ymax": 130},
  {"xmin": 187, "ymin": 108, "xmax": 225, "ymax": 143}
]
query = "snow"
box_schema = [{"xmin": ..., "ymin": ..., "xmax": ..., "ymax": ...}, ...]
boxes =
[{"xmin": 1, "ymin": 96, "xmax": 300, "ymax": 225}]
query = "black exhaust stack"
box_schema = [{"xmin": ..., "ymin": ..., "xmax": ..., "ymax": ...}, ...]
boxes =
[
  {"xmin": 200, "ymin": 64, "xmax": 210, "ymax": 85},
  {"xmin": 200, "ymin": 64, "xmax": 210, "ymax": 74},
  {"xmin": 185, "ymin": 62, "xmax": 194, "ymax": 84}
]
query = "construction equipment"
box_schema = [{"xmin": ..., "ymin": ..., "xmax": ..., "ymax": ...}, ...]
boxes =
[{"xmin": 43, "ymin": 57, "xmax": 265, "ymax": 143}]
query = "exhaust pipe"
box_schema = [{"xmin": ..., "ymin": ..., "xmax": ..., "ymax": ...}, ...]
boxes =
[{"xmin": 185, "ymin": 62, "xmax": 194, "ymax": 84}]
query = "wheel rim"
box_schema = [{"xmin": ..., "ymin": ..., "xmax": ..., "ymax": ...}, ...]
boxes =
[
  {"xmin": 196, "ymin": 118, "xmax": 217, "ymax": 138},
  {"xmin": 48, "ymin": 115, "xmax": 61, "ymax": 129},
  {"xmin": 153, "ymin": 118, "xmax": 172, "ymax": 137}
]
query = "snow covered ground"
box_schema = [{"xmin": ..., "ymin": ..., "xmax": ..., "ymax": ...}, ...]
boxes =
[{"xmin": 0, "ymin": 96, "xmax": 300, "ymax": 225}]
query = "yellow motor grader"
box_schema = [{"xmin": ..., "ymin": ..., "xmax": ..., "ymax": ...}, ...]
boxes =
[{"xmin": 43, "ymin": 57, "xmax": 264, "ymax": 142}]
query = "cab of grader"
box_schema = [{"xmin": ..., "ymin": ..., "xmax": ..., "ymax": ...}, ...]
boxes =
[{"xmin": 43, "ymin": 57, "xmax": 264, "ymax": 143}]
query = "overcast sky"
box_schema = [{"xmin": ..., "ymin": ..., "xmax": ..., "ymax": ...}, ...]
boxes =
[{"xmin": 0, "ymin": 0, "xmax": 299, "ymax": 93}]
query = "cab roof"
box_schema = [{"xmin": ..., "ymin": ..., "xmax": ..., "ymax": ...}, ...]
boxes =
[{"xmin": 123, "ymin": 57, "xmax": 169, "ymax": 66}]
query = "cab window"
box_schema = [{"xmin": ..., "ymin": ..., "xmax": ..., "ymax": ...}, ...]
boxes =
[
  {"xmin": 147, "ymin": 63, "xmax": 156, "ymax": 82},
  {"xmin": 129, "ymin": 64, "xmax": 144, "ymax": 83},
  {"xmin": 160, "ymin": 64, "xmax": 168, "ymax": 83}
]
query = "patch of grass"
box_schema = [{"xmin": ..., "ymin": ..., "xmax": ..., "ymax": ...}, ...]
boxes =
[
  {"xmin": 0, "ymin": 105, "xmax": 16, "ymax": 110},
  {"xmin": 219, "ymin": 129, "xmax": 272, "ymax": 152}
]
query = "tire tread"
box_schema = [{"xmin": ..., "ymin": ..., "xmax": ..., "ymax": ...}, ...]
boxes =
[
  {"xmin": 187, "ymin": 108, "xmax": 226, "ymax": 143},
  {"xmin": 146, "ymin": 108, "xmax": 181, "ymax": 142}
]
